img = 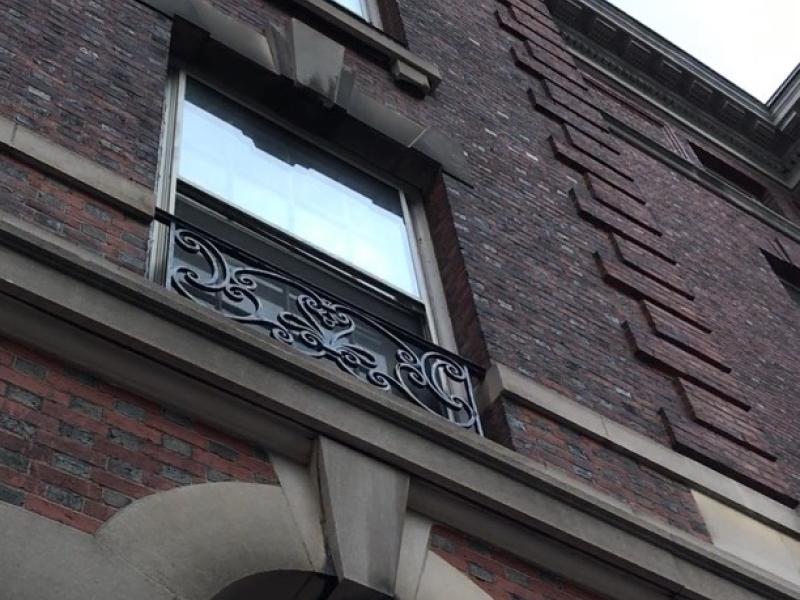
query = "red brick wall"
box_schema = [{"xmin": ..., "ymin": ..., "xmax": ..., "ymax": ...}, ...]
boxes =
[
  {"xmin": 0, "ymin": 155, "xmax": 149, "ymax": 273},
  {"xmin": 0, "ymin": 337, "xmax": 277, "ymax": 533},
  {"xmin": 430, "ymin": 525, "xmax": 605, "ymax": 600}
]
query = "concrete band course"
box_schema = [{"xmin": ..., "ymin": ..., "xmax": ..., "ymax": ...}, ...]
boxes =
[{"xmin": 0, "ymin": 212, "xmax": 797, "ymax": 600}]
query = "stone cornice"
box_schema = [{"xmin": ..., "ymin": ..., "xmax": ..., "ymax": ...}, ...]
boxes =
[{"xmin": 547, "ymin": 0, "xmax": 800, "ymax": 184}]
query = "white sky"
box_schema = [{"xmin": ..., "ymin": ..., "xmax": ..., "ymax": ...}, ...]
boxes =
[{"xmin": 607, "ymin": 0, "xmax": 800, "ymax": 102}]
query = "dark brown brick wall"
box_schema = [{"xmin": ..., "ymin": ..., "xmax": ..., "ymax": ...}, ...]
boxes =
[
  {"xmin": 430, "ymin": 525, "xmax": 606, "ymax": 600},
  {"xmin": 403, "ymin": 0, "xmax": 800, "ymax": 507},
  {"xmin": 1, "ymin": 0, "xmax": 170, "ymax": 188},
  {"xmin": 0, "ymin": 155, "xmax": 149, "ymax": 273},
  {"xmin": 1, "ymin": 0, "xmax": 800, "ymax": 543},
  {"xmin": 0, "ymin": 337, "xmax": 278, "ymax": 533},
  {"xmin": 486, "ymin": 398, "xmax": 711, "ymax": 540}
]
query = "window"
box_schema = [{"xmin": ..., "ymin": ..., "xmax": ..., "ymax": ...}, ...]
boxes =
[
  {"xmin": 179, "ymin": 80, "xmax": 420, "ymax": 301},
  {"xmin": 170, "ymin": 76, "xmax": 429, "ymax": 336},
  {"xmin": 317, "ymin": 0, "xmax": 409, "ymax": 46},
  {"xmin": 328, "ymin": 0, "xmax": 382, "ymax": 26},
  {"xmin": 766, "ymin": 254, "xmax": 800, "ymax": 308},
  {"xmin": 152, "ymin": 72, "xmax": 482, "ymax": 432}
]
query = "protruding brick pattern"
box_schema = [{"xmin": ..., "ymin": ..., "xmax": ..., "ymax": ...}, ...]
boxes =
[
  {"xmin": 660, "ymin": 408, "xmax": 792, "ymax": 505},
  {"xmin": 643, "ymin": 303, "xmax": 728, "ymax": 372},
  {"xmin": 493, "ymin": 0, "xmax": 790, "ymax": 505},
  {"xmin": 597, "ymin": 253, "xmax": 708, "ymax": 331},
  {"xmin": 0, "ymin": 337, "xmax": 278, "ymax": 533},
  {"xmin": 569, "ymin": 181, "xmax": 673, "ymax": 261},
  {"xmin": 430, "ymin": 524, "xmax": 609, "ymax": 600},
  {"xmin": 677, "ymin": 380, "xmax": 773, "ymax": 459}
]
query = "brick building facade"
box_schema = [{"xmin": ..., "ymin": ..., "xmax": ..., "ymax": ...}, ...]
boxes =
[{"xmin": 1, "ymin": 0, "xmax": 799, "ymax": 598}]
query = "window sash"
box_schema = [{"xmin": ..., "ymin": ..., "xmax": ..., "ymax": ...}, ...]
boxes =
[
  {"xmin": 177, "ymin": 78, "xmax": 421, "ymax": 300},
  {"xmin": 331, "ymin": 0, "xmax": 366, "ymax": 18},
  {"xmin": 173, "ymin": 186, "xmax": 429, "ymax": 333},
  {"xmin": 153, "ymin": 72, "xmax": 436, "ymax": 341}
]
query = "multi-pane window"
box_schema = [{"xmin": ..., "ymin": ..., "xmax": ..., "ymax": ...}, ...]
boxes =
[
  {"xmin": 152, "ymin": 73, "xmax": 482, "ymax": 432},
  {"xmin": 179, "ymin": 81, "xmax": 419, "ymax": 299},
  {"xmin": 169, "ymin": 77, "xmax": 430, "ymax": 339}
]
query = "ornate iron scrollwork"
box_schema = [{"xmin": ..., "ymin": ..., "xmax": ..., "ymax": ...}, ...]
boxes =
[{"xmin": 166, "ymin": 220, "xmax": 482, "ymax": 433}]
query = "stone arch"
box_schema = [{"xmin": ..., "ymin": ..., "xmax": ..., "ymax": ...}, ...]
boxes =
[
  {"xmin": 0, "ymin": 462, "xmax": 493, "ymax": 600},
  {"xmin": 0, "ymin": 481, "xmax": 328, "ymax": 600},
  {"xmin": 211, "ymin": 570, "xmax": 337, "ymax": 600},
  {"xmin": 96, "ymin": 481, "xmax": 326, "ymax": 599}
]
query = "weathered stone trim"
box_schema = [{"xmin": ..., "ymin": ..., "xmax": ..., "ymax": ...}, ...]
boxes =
[
  {"xmin": 479, "ymin": 362, "xmax": 800, "ymax": 539},
  {"xmin": 0, "ymin": 116, "xmax": 155, "ymax": 219},
  {"xmin": 0, "ymin": 482, "xmax": 312, "ymax": 600},
  {"xmin": 137, "ymin": 0, "xmax": 440, "ymax": 95},
  {"xmin": 136, "ymin": 0, "xmax": 467, "ymax": 183},
  {"xmin": 316, "ymin": 437, "xmax": 409, "ymax": 598},
  {"xmin": 395, "ymin": 512, "xmax": 433, "ymax": 600},
  {"xmin": 547, "ymin": 0, "xmax": 800, "ymax": 181},
  {"xmin": 0, "ymin": 213, "xmax": 798, "ymax": 599},
  {"xmin": 416, "ymin": 552, "xmax": 492, "ymax": 600},
  {"xmin": 292, "ymin": 0, "xmax": 441, "ymax": 93}
]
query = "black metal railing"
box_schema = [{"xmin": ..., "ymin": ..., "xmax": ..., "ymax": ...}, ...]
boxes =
[{"xmin": 160, "ymin": 214, "xmax": 483, "ymax": 433}]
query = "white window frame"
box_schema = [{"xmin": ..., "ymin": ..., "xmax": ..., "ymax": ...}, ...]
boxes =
[{"xmin": 151, "ymin": 69, "xmax": 457, "ymax": 351}]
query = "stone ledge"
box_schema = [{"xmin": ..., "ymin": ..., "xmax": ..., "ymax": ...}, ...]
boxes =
[
  {"xmin": 478, "ymin": 362, "xmax": 800, "ymax": 539},
  {"xmin": 0, "ymin": 215, "xmax": 797, "ymax": 599},
  {"xmin": 140, "ymin": 0, "xmax": 440, "ymax": 95},
  {"xmin": 0, "ymin": 116, "xmax": 155, "ymax": 219}
]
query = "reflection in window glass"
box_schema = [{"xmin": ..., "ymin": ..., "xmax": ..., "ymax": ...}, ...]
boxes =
[
  {"xmin": 178, "ymin": 81, "xmax": 420, "ymax": 297},
  {"xmin": 329, "ymin": 0, "xmax": 367, "ymax": 18}
]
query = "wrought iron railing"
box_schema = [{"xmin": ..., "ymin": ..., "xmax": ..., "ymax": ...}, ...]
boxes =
[{"xmin": 160, "ymin": 214, "xmax": 483, "ymax": 433}]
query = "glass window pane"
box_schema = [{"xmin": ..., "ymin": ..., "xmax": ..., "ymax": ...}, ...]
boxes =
[
  {"xmin": 329, "ymin": 0, "xmax": 367, "ymax": 18},
  {"xmin": 178, "ymin": 80, "xmax": 420, "ymax": 298}
]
